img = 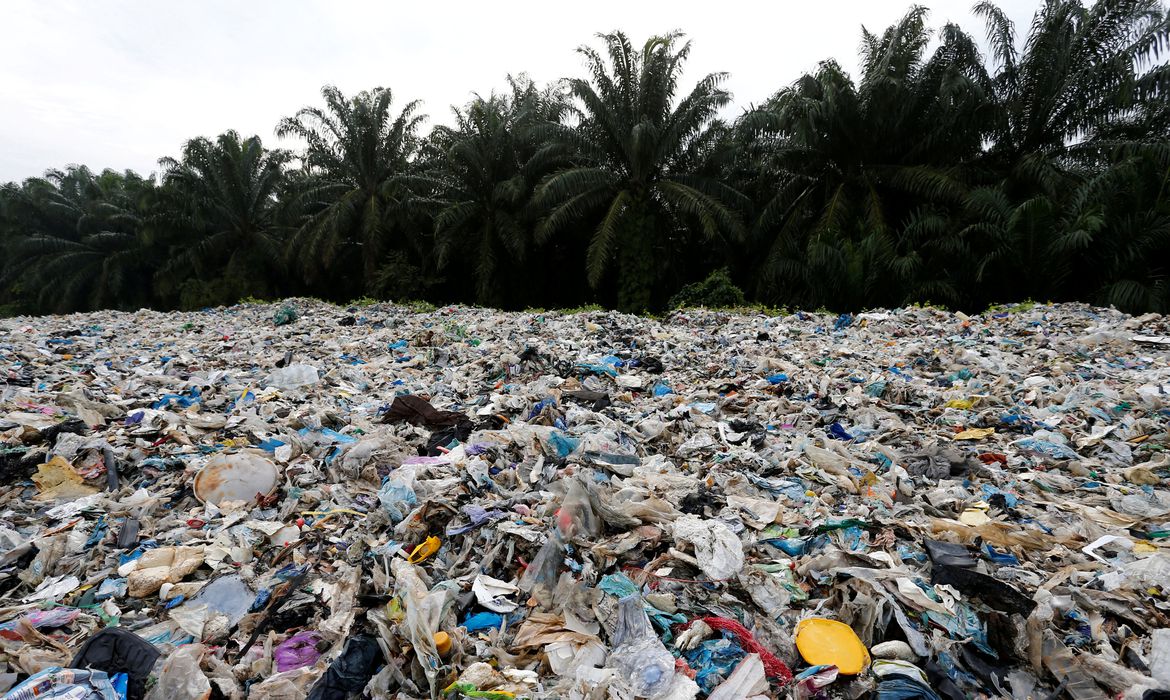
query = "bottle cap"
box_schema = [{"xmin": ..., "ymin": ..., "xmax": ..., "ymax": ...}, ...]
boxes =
[{"xmin": 434, "ymin": 630, "xmax": 452, "ymax": 656}]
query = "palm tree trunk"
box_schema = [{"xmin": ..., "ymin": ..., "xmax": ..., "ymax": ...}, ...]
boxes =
[{"xmin": 617, "ymin": 205, "xmax": 656, "ymax": 312}]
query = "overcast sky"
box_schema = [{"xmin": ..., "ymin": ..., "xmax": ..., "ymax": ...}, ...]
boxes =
[{"xmin": 0, "ymin": 0, "xmax": 1040, "ymax": 183}]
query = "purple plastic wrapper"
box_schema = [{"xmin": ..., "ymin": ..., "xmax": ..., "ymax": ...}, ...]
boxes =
[{"xmin": 274, "ymin": 631, "xmax": 324, "ymax": 672}]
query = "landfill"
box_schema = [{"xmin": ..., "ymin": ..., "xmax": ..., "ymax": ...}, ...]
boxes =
[{"xmin": 0, "ymin": 299, "xmax": 1169, "ymax": 700}]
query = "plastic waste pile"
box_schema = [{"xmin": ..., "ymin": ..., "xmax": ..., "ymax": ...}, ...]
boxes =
[{"xmin": 0, "ymin": 299, "xmax": 1169, "ymax": 699}]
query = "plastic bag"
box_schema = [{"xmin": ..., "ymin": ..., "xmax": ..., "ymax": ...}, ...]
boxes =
[
  {"xmin": 392, "ymin": 558, "xmax": 453, "ymax": 696},
  {"xmin": 273, "ymin": 305, "xmax": 298, "ymax": 326},
  {"xmin": 547, "ymin": 432, "xmax": 581, "ymax": 458},
  {"xmin": 672, "ymin": 515, "xmax": 744, "ymax": 580},
  {"xmin": 556, "ymin": 479, "xmax": 600, "ymax": 540},
  {"xmin": 378, "ymin": 465, "xmax": 419, "ymax": 524},
  {"xmin": 249, "ymin": 667, "xmax": 321, "ymax": 700},
  {"xmin": 306, "ymin": 635, "xmax": 382, "ymax": 700},
  {"xmin": 1040, "ymin": 632, "xmax": 1107, "ymax": 700},
  {"xmin": 68, "ymin": 627, "xmax": 161, "ymax": 700},
  {"xmin": 264, "ymin": 364, "xmax": 319, "ymax": 390},
  {"xmin": 274, "ymin": 631, "xmax": 324, "ymax": 673},
  {"xmin": 32, "ymin": 456, "xmax": 98, "ymax": 501},
  {"xmin": 0, "ymin": 608, "xmax": 80, "ymax": 640},
  {"xmin": 708, "ymin": 654, "xmax": 768, "ymax": 700},
  {"xmin": 874, "ymin": 675, "xmax": 943, "ymax": 700},
  {"xmin": 192, "ymin": 575, "xmax": 254, "ymax": 627},
  {"xmin": 1151, "ymin": 629, "xmax": 1170, "ymax": 688},
  {"xmin": 609, "ymin": 595, "xmax": 676, "ymax": 699},
  {"xmin": 471, "ymin": 574, "xmax": 519, "ymax": 613},
  {"xmin": 517, "ymin": 534, "xmax": 563, "ymax": 608},
  {"xmin": 143, "ymin": 644, "xmax": 210, "ymax": 700}
]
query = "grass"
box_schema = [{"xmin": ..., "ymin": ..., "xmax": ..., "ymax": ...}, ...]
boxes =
[
  {"xmin": 558, "ymin": 304, "xmax": 606, "ymax": 314},
  {"xmin": 398, "ymin": 300, "xmax": 438, "ymax": 313},
  {"xmin": 985, "ymin": 299, "xmax": 1048, "ymax": 313},
  {"xmin": 906, "ymin": 301, "xmax": 949, "ymax": 311}
]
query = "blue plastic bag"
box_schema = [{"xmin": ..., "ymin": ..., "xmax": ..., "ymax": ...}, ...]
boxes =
[
  {"xmin": 548, "ymin": 432, "xmax": 581, "ymax": 458},
  {"xmin": 379, "ymin": 470, "xmax": 419, "ymax": 524}
]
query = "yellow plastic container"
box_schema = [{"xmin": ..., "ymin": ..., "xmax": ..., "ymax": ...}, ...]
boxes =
[
  {"xmin": 407, "ymin": 536, "xmax": 441, "ymax": 564},
  {"xmin": 794, "ymin": 618, "xmax": 871, "ymax": 675}
]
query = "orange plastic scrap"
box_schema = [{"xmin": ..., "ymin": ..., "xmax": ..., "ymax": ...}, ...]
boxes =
[{"xmin": 794, "ymin": 618, "xmax": 871, "ymax": 675}]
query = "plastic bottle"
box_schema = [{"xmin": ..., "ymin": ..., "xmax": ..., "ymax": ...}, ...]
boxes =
[
  {"xmin": 609, "ymin": 595, "xmax": 676, "ymax": 698},
  {"xmin": 1041, "ymin": 632, "xmax": 1108, "ymax": 700}
]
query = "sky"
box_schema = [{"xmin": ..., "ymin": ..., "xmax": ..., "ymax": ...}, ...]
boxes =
[{"xmin": 0, "ymin": 0, "xmax": 1040, "ymax": 183}]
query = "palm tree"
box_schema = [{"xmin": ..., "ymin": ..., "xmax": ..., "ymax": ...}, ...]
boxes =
[
  {"xmin": 157, "ymin": 131, "xmax": 290, "ymax": 306},
  {"xmin": 536, "ymin": 31, "xmax": 745, "ymax": 312},
  {"xmin": 0, "ymin": 167, "xmax": 157, "ymax": 313},
  {"xmin": 277, "ymin": 85, "xmax": 426, "ymax": 298},
  {"xmin": 976, "ymin": 0, "xmax": 1170, "ymax": 164},
  {"xmin": 1082, "ymin": 154, "xmax": 1170, "ymax": 311},
  {"xmin": 746, "ymin": 7, "xmax": 993, "ymax": 310},
  {"xmin": 424, "ymin": 76, "xmax": 571, "ymax": 306},
  {"xmin": 964, "ymin": 0, "xmax": 1170, "ymax": 307}
]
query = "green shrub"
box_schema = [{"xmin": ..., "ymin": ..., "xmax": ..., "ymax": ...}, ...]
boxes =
[
  {"xmin": 669, "ymin": 268, "xmax": 746, "ymax": 309},
  {"xmin": 372, "ymin": 251, "xmax": 436, "ymax": 302}
]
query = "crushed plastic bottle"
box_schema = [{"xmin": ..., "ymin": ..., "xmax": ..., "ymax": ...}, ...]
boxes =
[
  {"xmin": 1041, "ymin": 632, "xmax": 1107, "ymax": 700},
  {"xmin": 609, "ymin": 595, "xmax": 677, "ymax": 698}
]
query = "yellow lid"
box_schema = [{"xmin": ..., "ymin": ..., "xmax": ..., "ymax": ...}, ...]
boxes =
[
  {"xmin": 434, "ymin": 630, "xmax": 452, "ymax": 656},
  {"xmin": 794, "ymin": 618, "xmax": 871, "ymax": 675}
]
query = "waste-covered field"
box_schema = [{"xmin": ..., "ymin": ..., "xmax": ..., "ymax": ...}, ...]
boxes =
[{"xmin": 1, "ymin": 300, "xmax": 1169, "ymax": 699}]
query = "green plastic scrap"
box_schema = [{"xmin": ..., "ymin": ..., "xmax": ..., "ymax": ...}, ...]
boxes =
[
  {"xmin": 444, "ymin": 683, "xmax": 519, "ymax": 699},
  {"xmin": 273, "ymin": 305, "xmax": 299, "ymax": 326},
  {"xmin": 812, "ymin": 518, "xmax": 868, "ymax": 534},
  {"xmin": 760, "ymin": 525, "xmax": 800, "ymax": 540},
  {"xmin": 751, "ymin": 563, "xmax": 810, "ymax": 601}
]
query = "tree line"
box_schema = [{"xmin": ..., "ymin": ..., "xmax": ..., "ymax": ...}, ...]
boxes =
[{"xmin": 2, "ymin": 0, "xmax": 1169, "ymax": 316}]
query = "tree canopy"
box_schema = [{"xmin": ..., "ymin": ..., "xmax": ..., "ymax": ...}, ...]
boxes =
[{"xmin": 3, "ymin": 0, "xmax": 1169, "ymax": 316}]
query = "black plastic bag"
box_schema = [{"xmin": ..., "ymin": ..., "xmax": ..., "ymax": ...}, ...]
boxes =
[
  {"xmin": 70, "ymin": 627, "xmax": 161, "ymax": 700},
  {"xmin": 306, "ymin": 634, "xmax": 382, "ymax": 700}
]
